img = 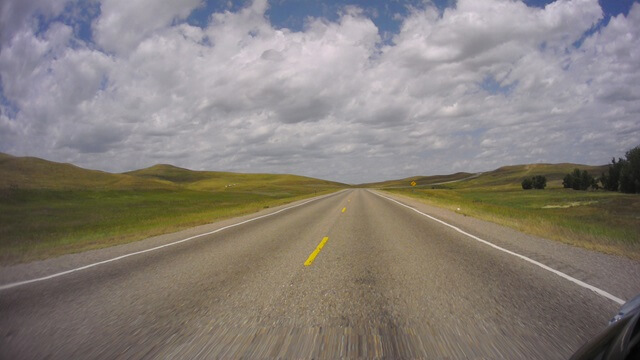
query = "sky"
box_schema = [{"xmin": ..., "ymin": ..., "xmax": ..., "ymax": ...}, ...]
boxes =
[{"xmin": 0, "ymin": 0, "xmax": 639, "ymax": 184}]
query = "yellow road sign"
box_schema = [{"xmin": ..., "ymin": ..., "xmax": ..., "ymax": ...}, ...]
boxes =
[{"xmin": 411, "ymin": 181, "xmax": 417, "ymax": 187}]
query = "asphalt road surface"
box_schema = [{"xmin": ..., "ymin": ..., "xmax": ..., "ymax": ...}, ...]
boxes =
[{"xmin": 2, "ymin": 189, "xmax": 639, "ymax": 359}]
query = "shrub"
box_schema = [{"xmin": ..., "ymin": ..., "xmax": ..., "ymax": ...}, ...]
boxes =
[
  {"xmin": 521, "ymin": 178, "xmax": 533, "ymax": 190},
  {"xmin": 532, "ymin": 175, "xmax": 547, "ymax": 189},
  {"xmin": 563, "ymin": 169, "xmax": 595, "ymax": 191}
]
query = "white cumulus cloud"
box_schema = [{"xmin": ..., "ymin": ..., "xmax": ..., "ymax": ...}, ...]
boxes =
[{"xmin": 0, "ymin": 0, "xmax": 639, "ymax": 183}]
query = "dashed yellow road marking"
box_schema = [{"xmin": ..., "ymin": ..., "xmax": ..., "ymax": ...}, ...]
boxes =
[
  {"xmin": 304, "ymin": 237, "xmax": 329, "ymax": 266},
  {"xmin": 342, "ymin": 207, "xmax": 346, "ymax": 213}
]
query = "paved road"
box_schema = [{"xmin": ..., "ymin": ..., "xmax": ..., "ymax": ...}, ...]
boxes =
[{"xmin": 1, "ymin": 189, "xmax": 639, "ymax": 359}]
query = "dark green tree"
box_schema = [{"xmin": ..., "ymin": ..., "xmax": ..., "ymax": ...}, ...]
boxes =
[
  {"xmin": 571, "ymin": 168, "xmax": 584, "ymax": 190},
  {"xmin": 531, "ymin": 175, "xmax": 547, "ymax": 189},
  {"xmin": 563, "ymin": 173, "xmax": 573, "ymax": 189},
  {"xmin": 563, "ymin": 169, "xmax": 594, "ymax": 191},
  {"xmin": 579, "ymin": 169, "xmax": 593, "ymax": 190},
  {"xmin": 601, "ymin": 157, "xmax": 624, "ymax": 191},
  {"xmin": 620, "ymin": 145, "xmax": 640, "ymax": 193},
  {"xmin": 521, "ymin": 178, "xmax": 533, "ymax": 190}
]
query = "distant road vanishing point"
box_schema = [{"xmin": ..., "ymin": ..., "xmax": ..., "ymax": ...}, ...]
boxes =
[{"xmin": 1, "ymin": 189, "xmax": 639, "ymax": 359}]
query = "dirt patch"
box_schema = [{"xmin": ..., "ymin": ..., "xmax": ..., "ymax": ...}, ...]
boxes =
[{"xmin": 542, "ymin": 201, "xmax": 598, "ymax": 209}]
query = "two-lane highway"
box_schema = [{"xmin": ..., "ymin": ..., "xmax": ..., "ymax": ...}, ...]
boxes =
[{"xmin": 1, "ymin": 189, "xmax": 639, "ymax": 358}]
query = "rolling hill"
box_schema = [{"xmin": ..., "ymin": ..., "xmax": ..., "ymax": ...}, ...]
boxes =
[
  {"xmin": 0, "ymin": 153, "xmax": 174, "ymax": 190},
  {"xmin": 126, "ymin": 164, "xmax": 345, "ymax": 193},
  {"xmin": 0, "ymin": 153, "xmax": 346, "ymax": 191},
  {"xmin": 364, "ymin": 163, "xmax": 609, "ymax": 189},
  {"xmin": 359, "ymin": 172, "xmax": 477, "ymax": 188}
]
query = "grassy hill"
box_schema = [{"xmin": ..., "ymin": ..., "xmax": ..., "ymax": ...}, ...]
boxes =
[
  {"xmin": 0, "ymin": 153, "xmax": 346, "ymax": 264},
  {"xmin": 358, "ymin": 172, "xmax": 476, "ymax": 188},
  {"xmin": 377, "ymin": 163, "xmax": 639, "ymax": 259},
  {"xmin": 447, "ymin": 163, "xmax": 609, "ymax": 189},
  {"xmin": 364, "ymin": 163, "xmax": 609, "ymax": 190},
  {"xmin": 125, "ymin": 164, "xmax": 214, "ymax": 184},
  {"xmin": 127, "ymin": 164, "xmax": 343, "ymax": 194},
  {"xmin": 0, "ymin": 153, "xmax": 173, "ymax": 190}
]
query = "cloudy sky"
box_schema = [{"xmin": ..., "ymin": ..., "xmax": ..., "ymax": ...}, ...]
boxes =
[{"xmin": 0, "ymin": 0, "xmax": 638, "ymax": 183}]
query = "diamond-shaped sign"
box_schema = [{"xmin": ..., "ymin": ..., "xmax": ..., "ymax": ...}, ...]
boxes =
[{"xmin": 411, "ymin": 181, "xmax": 417, "ymax": 187}]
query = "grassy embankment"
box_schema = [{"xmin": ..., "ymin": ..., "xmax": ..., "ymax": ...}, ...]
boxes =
[
  {"xmin": 370, "ymin": 164, "xmax": 640, "ymax": 259},
  {"xmin": 0, "ymin": 153, "xmax": 346, "ymax": 264}
]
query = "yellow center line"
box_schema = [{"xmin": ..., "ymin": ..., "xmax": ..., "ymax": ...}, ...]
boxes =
[
  {"xmin": 304, "ymin": 237, "xmax": 329, "ymax": 266},
  {"xmin": 342, "ymin": 207, "xmax": 346, "ymax": 213}
]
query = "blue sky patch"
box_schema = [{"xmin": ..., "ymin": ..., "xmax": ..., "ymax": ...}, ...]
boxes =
[
  {"xmin": 186, "ymin": 0, "xmax": 452, "ymax": 35},
  {"xmin": 480, "ymin": 75, "xmax": 518, "ymax": 96},
  {"xmin": 0, "ymin": 82, "xmax": 18, "ymax": 119}
]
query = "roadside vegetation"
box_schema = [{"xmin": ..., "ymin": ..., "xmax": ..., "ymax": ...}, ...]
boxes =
[
  {"xmin": 563, "ymin": 168, "xmax": 598, "ymax": 190},
  {"xmin": 380, "ymin": 162, "xmax": 640, "ymax": 260},
  {"xmin": 521, "ymin": 175, "xmax": 546, "ymax": 190},
  {"xmin": 0, "ymin": 153, "xmax": 345, "ymax": 264},
  {"xmin": 560, "ymin": 145, "xmax": 640, "ymax": 193},
  {"xmin": 600, "ymin": 145, "xmax": 640, "ymax": 193}
]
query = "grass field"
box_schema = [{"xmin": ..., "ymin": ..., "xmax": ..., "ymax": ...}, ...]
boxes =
[
  {"xmin": 3, "ymin": 153, "xmax": 638, "ymax": 263},
  {"xmin": 0, "ymin": 154, "xmax": 345, "ymax": 264},
  {"xmin": 382, "ymin": 164, "xmax": 640, "ymax": 259}
]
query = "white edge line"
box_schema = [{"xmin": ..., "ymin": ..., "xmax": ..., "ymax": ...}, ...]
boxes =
[
  {"xmin": 370, "ymin": 190, "xmax": 626, "ymax": 305},
  {"xmin": 0, "ymin": 190, "xmax": 347, "ymax": 291}
]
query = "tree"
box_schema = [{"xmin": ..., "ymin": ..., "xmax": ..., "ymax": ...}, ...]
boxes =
[
  {"xmin": 532, "ymin": 175, "xmax": 547, "ymax": 189},
  {"xmin": 601, "ymin": 157, "xmax": 624, "ymax": 191},
  {"xmin": 563, "ymin": 168, "xmax": 595, "ymax": 191},
  {"xmin": 580, "ymin": 169, "xmax": 593, "ymax": 190},
  {"xmin": 620, "ymin": 145, "xmax": 640, "ymax": 193},
  {"xmin": 521, "ymin": 178, "xmax": 533, "ymax": 190},
  {"xmin": 563, "ymin": 173, "xmax": 573, "ymax": 189},
  {"xmin": 571, "ymin": 168, "xmax": 585, "ymax": 190},
  {"xmin": 600, "ymin": 145, "xmax": 640, "ymax": 193}
]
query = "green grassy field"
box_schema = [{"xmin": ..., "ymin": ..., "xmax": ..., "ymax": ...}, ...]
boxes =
[
  {"xmin": 382, "ymin": 164, "xmax": 640, "ymax": 259},
  {"xmin": 3, "ymin": 153, "xmax": 638, "ymax": 263},
  {"xmin": 0, "ymin": 154, "xmax": 345, "ymax": 264}
]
